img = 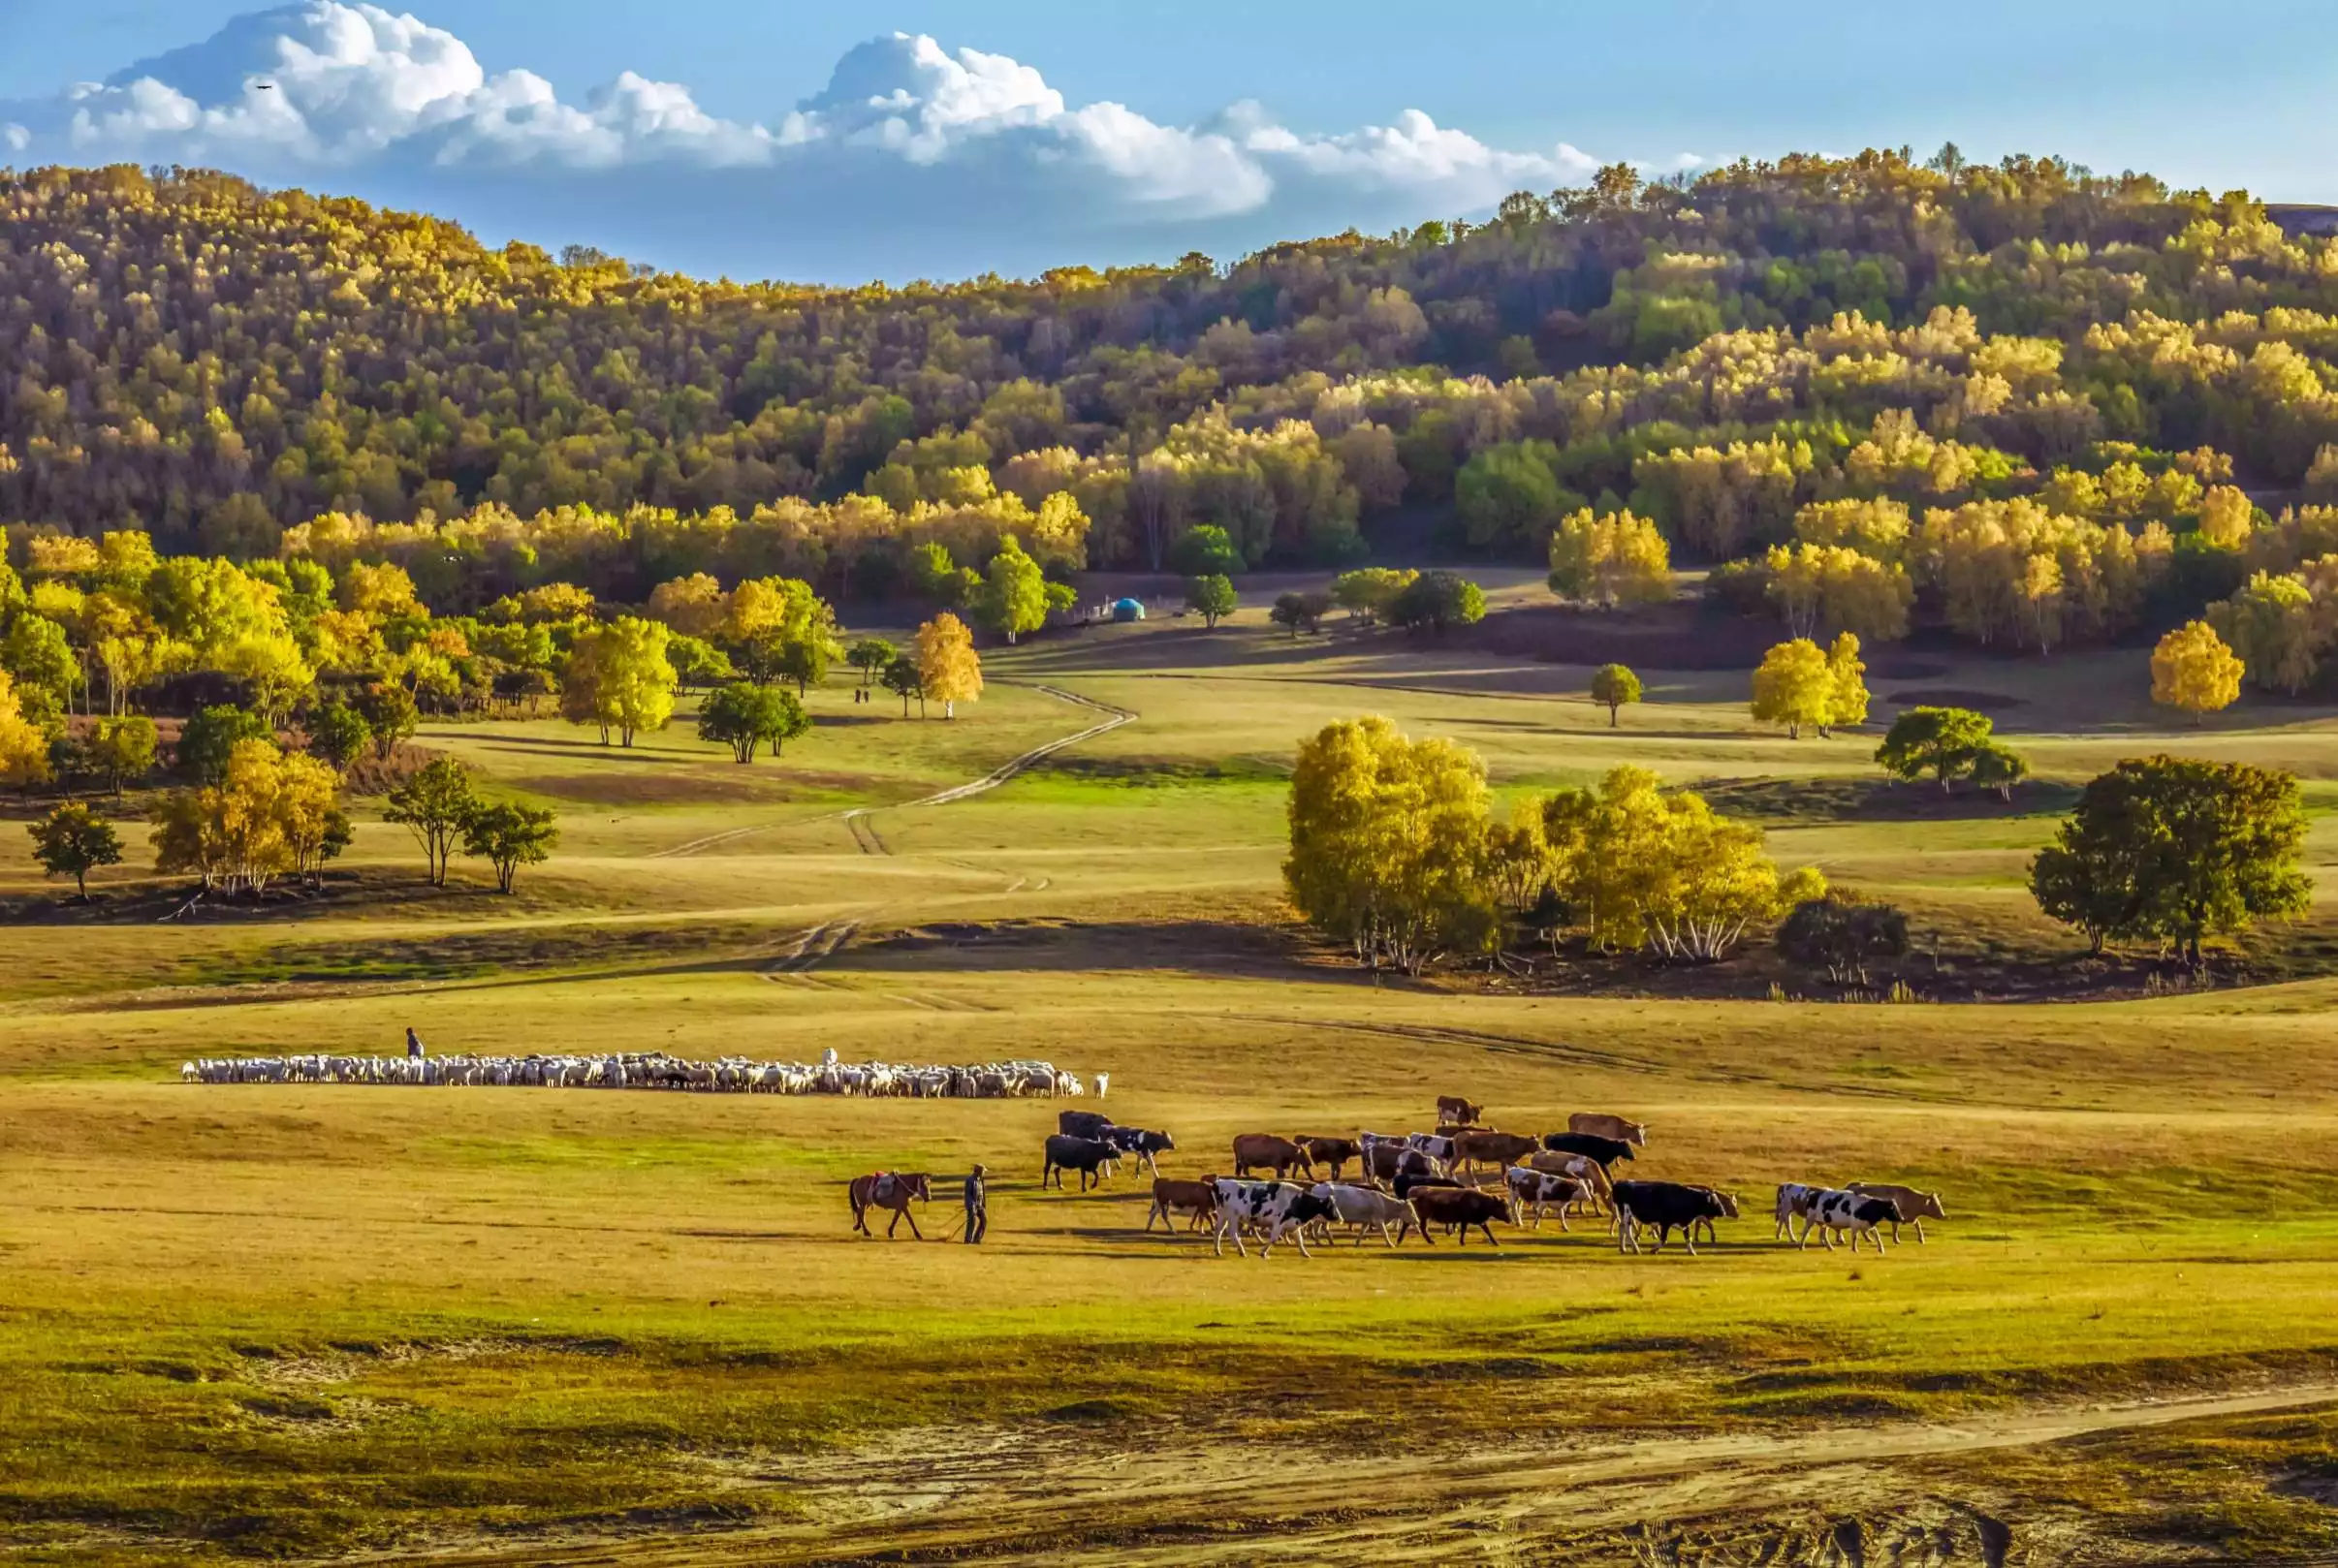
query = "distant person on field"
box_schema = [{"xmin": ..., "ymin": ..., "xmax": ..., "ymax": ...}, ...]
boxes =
[
  {"xmin": 406, "ymin": 1026, "xmax": 425, "ymax": 1059},
  {"xmin": 964, "ymin": 1164, "xmax": 988, "ymax": 1244}
]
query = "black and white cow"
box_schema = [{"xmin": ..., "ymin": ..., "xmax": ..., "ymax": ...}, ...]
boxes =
[
  {"xmin": 1210, "ymin": 1179, "xmax": 1334, "ymax": 1259},
  {"xmin": 1102, "ymin": 1125, "xmax": 1176, "ymax": 1176},
  {"xmin": 1798, "ymin": 1188, "xmax": 1900, "ymax": 1254},
  {"xmin": 1612, "ymin": 1180, "xmax": 1730, "ymax": 1256},
  {"xmin": 1774, "ymin": 1182, "xmax": 1825, "ymax": 1241}
]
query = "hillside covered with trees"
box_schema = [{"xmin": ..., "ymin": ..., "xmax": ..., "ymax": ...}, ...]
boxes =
[{"xmin": 16, "ymin": 147, "xmax": 2338, "ymax": 685}]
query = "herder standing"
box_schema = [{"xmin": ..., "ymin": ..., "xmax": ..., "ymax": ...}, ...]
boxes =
[
  {"xmin": 406, "ymin": 1026, "xmax": 425, "ymax": 1059},
  {"xmin": 963, "ymin": 1163, "xmax": 988, "ymax": 1244}
]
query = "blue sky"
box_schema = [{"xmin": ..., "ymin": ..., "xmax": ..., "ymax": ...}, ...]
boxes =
[{"xmin": 5, "ymin": 0, "xmax": 2335, "ymax": 282}]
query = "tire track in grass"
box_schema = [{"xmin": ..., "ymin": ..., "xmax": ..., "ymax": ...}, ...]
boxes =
[{"xmin": 648, "ymin": 683, "xmax": 1133, "ymax": 860}]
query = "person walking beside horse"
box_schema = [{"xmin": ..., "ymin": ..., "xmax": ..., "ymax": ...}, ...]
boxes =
[
  {"xmin": 963, "ymin": 1164, "xmax": 988, "ymax": 1243},
  {"xmin": 849, "ymin": 1172, "xmax": 932, "ymax": 1239}
]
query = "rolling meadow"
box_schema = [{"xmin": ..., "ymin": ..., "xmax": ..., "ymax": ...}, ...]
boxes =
[{"xmin": 7, "ymin": 576, "xmax": 2338, "ymax": 1566}]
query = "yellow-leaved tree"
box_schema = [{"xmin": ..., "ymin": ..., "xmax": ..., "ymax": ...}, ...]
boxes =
[
  {"xmin": 1749, "ymin": 639, "xmax": 1836, "ymax": 738},
  {"xmin": 1541, "ymin": 767, "xmax": 1824, "ymax": 960},
  {"xmin": 2151, "ymin": 620, "xmax": 2245, "ymax": 721},
  {"xmin": 915, "ymin": 612, "xmax": 984, "ymax": 719},
  {"xmin": 1546, "ymin": 509, "xmax": 1672, "ymax": 608},
  {"xmin": 1283, "ymin": 715, "xmax": 1496, "ymax": 973},
  {"xmin": 1824, "ymin": 632, "xmax": 1870, "ymax": 733},
  {"xmin": 0, "ymin": 669, "xmax": 53, "ymax": 790},
  {"xmin": 561, "ymin": 617, "xmax": 675, "ymax": 746}
]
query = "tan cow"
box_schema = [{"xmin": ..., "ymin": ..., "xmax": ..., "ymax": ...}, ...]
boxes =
[
  {"xmin": 1231, "ymin": 1133, "xmax": 1314, "ymax": 1181},
  {"xmin": 1848, "ymin": 1182, "xmax": 1947, "ymax": 1243},
  {"xmin": 1567, "ymin": 1112, "xmax": 1648, "ymax": 1146}
]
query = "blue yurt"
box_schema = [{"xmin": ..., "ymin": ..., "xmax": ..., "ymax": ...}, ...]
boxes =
[{"xmin": 1111, "ymin": 597, "xmax": 1146, "ymax": 623}]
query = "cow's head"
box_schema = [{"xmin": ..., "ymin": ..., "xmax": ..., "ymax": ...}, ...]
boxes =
[{"xmin": 1916, "ymin": 1192, "xmax": 1946, "ymax": 1219}]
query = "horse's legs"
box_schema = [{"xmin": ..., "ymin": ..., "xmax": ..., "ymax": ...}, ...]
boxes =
[{"xmin": 902, "ymin": 1206, "xmax": 924, "ymax": 1240}]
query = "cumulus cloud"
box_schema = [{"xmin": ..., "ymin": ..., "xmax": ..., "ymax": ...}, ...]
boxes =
[{"xmin": 0, "ymin": 2, "xmax": 1665, "ymax": 280}]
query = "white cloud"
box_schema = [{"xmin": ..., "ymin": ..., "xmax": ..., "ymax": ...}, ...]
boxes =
[{"xmin": 0, "ymin": 3, "xmax": 1681, "ymax": 279}]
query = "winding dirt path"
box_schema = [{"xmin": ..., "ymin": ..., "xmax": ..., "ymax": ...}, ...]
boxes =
[
  {"xmin": 352, "ymin": 1381, "xmax": 2338, "ymax": 1567},
  {"xmin": 650, "ymin": 683, "xmax": 1134, "ymax": 861}
]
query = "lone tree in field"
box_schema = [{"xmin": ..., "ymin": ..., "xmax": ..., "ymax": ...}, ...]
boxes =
[
  {"xmin": 562, "ymin": 617, "xmax": 676, "ymax": 746},
  {"xmin": 698, "ymin": 682, "xmax": 807, "ymax": 762},
  {"xmin": 1749, "ymin": 639, "xmax": 1834, "ymax": 738},
  {"xmin": 881, "ymin": 653, "xmax": 925, "ymax": 717},
  {"xmin": 1185, "ymin": 574, "xmax": 1238, "ymax": 629},
  {"xmin": 1390, "ymin": 571, "xmax": 1487, "ymax": 635},
  {"xmin": 914, "ymin": 612, "xmax": 982, "ymax": 719},
  {"xmin": 2152, "ymin": 620, "xmax": 2244, "ymax": 722},
  {"xmin": 846, "ymin": 637, "xmax": 899, "ymax": 686},
  {"xmin": 384, "ymin": 758, "xmax": 478, "ymax": 888},
  {"xmin": 1589, "ymin": 664, "xmax": 1642, "ymax": 727},
  {"xmin": 1823, "ymin": 632, "xmax": 1870, "ymax": 733},
  {"xmin": 462, "ymin": 801, "xmax": 559, "ymax": 894},
  {"xmin": 1874, "ymin": 706, "xmax": 2000, "ymax": 790},
  {"xmin": 28, "ymin": 801, "xmax": 122, "ymax": 900},
  {"xmin": 2030, "ymin": 755, "xmax": 2309, "ymax": 962}
]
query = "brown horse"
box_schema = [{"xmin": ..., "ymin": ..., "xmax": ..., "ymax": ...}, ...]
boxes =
[{"xmin": 849, "ymin": 1172, "xmax": 932, "ymax": 1239}]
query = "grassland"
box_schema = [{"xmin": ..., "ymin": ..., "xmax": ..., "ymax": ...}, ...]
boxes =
[{"xmin": 7, "ymin": 582, "xmax": 2338, "ymax": 1566}]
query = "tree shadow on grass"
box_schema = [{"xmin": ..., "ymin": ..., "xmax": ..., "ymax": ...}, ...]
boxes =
[{"xmin": 1696, "ymin": 774, "xmax": 2081, "ymax": 824}]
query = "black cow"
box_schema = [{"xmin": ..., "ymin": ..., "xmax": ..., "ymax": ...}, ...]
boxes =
[
  {"xmin": 1612, "ymin": 1180, "xmax": 1729, "ymax": 1256},
  {"xmin": 1103, "ymin": 1125, "xmax": 1176, "ymax": 1176},
  {"xmin": 1543, "ymin": 1131, "xmax": 1636, "ymax": 1169},
  {"xmin": 1404, "ymin": 1185, "xmax": 1512, "ymax": 1247},
  {"xmin": 1042, "ymin": 1134, "xmax": 1117, "ymax": 1192},
  {"xmin": 1058, "ymin": 1110, "xmax": 1114, "ymax": 1140}
]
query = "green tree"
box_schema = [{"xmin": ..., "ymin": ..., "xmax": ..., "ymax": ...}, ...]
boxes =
[
  {"xmin": 1185, "ymin": 574, "xmax": 1238, "ymax": 629},
  {"xmin": 306, "ymin": 702, "xmax": 373, "ymax": 770},
  {"xmin": 881, "ymin": 653, "xmax": 925, "ymax": 717},
  {"xmin": 461, "ymin": 801, "xmax": 559, "ymax": 894},
  {"xmin": 1589, "ymin": 663, "xmax": 1642, "ymax": 727},
  {"xmin": 1270, "ymin": 591, "xmax": 1334, "ymax": 636},
  {"xmin": 1167, "ymin": 524, "xmax": 1243, "ymax": 578},
  {"xmin": 564, "ymin": 618, "xmax": 676, "ymax": 746},
  {"xmin": 356, "ymin": 682, "xmax": 419, "ymax": 760},
  {"xmin": 667, "ymin": 634, "xmax": 737, "ymax": 690},
  {"xmin": 847, "ymin": 637, "xmax": 899, "ymax": 685},
  {"xmin": 1331, "ymin": 568, "xmax": 1417, "ymax": 626},
  {"xmin": 1, "ymin": 614, "xmax": 80, "ymax": 712},
  {"xmin": 178, "ymin": 706, "xmax": 274, "ymax": 784},
  {"xmin": 1456, "ymin": 440, "xmax": 1570, "ymax": 549},
  {"xmin": 28, "ymin": 800, "xmax": 122, "ymax": 900},
  {"xmin": 975, "ymin": 534, "xmax": 1055, "ymax": 644},
  {"xmin": 2030, "ymin": 756, "xmax": 2310, "ymax": 961},
  {"xmin": 1969, "ymin": 741, "xmax": 2031, "ymax": 801},
  {"xmin": 88, "ymin": 715, "xmax": 159, "ymax": 795},
  {"xmin": 383, "ymin": 758, "xmax": 479, "ymax": 888},
  {"xmin": 1389, "ymin": 571, "xmax": 1486, "ymax": 634},
  {"xmin": 698, "ymin": 682, "xmax": 809, "ymax": 762},
  {"xmin": 775, "ymin": 634, "xmax": 833, "ymax": 695},
  {"xmin": 1874, "ymin": 706, "xmax": 1997, "ymax": 790}
]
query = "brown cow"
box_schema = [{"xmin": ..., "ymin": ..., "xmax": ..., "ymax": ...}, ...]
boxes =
[
  {"xmin": 848, "ymin": 1172, "xmax": 932, "ymax": 1239},
  {"xmin": 1453, "ymin": 1128, "xmax": 1538, "ymax": 1178},
  {"xmin": 1403, "ymin": 1185, "xmax": 1514, "ymax": 1247},
  {"xmin": 1567, "ymin": 1112, "xmax": 1648, "ymax": 1146},
  {"xmin": 1298, "ymin": 1136, "xmax": 1362, "ymax": 1181},
  {"xmin": 1231, "ymin": 1134, "xmax": 1314, "ymax": 1181},
  {"xmin": 1145, "ymin": 1176, "xmax": 1221, "ymax": 1234},
  {"xmin": 1437, "ymin": 1095, "xmax": 1484, "ymax": 1127}
]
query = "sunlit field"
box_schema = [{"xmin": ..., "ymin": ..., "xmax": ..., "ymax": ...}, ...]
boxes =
[{"xmin": 9, "ymin": 595, "xmax": 2338, "ymax": 1565}]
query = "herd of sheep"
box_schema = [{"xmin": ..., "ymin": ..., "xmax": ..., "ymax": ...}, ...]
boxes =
[{"xmin": 179, "ymin": 1052, "xmax": 1093, "ymax": 1098}]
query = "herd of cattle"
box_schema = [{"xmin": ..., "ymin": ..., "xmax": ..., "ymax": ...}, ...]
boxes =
[
  {"xmin": 1016, "ymin": 1095, "xmax": 1946, "ymax": 1260},
  {"xmin": 178, "ymin": 1052, "xmax": 1093, "ymax": 1099}
]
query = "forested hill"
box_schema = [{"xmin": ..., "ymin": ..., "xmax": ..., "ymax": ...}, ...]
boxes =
[{"xmin": 9, "ymin": 150, "xmax": 2338, "ymax": 610}]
